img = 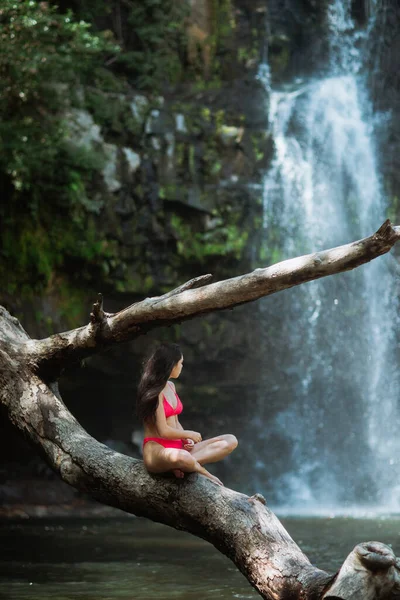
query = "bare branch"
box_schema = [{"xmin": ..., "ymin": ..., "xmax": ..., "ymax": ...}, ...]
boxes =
[
  {"xmin": 116, "ymin": 273, "xmax": 214, "ymax": 316},
  {"xmin": 158, "ymin": 273, "xmax": 213, "ymax": 300},
  {"xmin": 89, "ymin": 293, "xmax": 106, "ymax": 324},
  {"xmin": 20, "ymin": 220, "xmax": 400, "ymax": 380}
]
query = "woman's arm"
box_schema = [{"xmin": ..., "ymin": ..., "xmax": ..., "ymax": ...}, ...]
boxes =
[
  {"xmin": 154, "ymin": 395, "xmax": 202, "ymax": 442},
  {"xmin": 167, "ymin": 383, "xmax": 185, "ymax": 433},
  {"xmin": 174, "ymin": 416, "xmax": 195, "ymax": 450}
]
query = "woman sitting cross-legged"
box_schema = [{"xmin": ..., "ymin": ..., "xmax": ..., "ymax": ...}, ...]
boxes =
[{"xmin": 137, "ymin": 343, "xmax": 238, "ymax": 486}]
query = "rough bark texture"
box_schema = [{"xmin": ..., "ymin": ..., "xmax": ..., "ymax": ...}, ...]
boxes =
[
  {"xmin": 24, "ymin": 220, "xmax": 400, "ymax": 381},
  {"xmin": 2, "ymin": 222, "xmax": 400, "ymax": 599}
]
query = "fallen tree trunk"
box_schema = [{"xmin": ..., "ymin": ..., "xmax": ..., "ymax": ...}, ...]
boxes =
[{"xmin": 2, "ymin": 221, "xmax": 400, "ymax": 599}]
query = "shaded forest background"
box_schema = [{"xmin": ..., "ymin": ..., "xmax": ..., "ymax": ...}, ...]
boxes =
[{"xmin": 1, "ymin": 0, "xmax": 399, "ymax": 511}]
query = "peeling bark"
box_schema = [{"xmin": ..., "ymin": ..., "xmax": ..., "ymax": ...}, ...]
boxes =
[{"xmin": 1, "ymin": 222, "xmax": 400, "ymax": 599}]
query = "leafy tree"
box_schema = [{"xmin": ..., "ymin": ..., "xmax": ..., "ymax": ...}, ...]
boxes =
[
  {"xmin": 61, "ymin": 0, "xmax": 189, "ymax": 90},
  {"xmin": 0, "ymin": 0, "xmax": 119, "ymax": 295}
]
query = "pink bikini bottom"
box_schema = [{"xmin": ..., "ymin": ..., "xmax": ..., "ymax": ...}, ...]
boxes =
[{"xmin": 143, "ymin": 437, "xmax": 184, "ymax": 450}]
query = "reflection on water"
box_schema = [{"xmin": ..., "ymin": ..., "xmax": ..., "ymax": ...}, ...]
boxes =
[{"xmin": 0, "ymin": 517, "xmax": 400, "ymax": 599}]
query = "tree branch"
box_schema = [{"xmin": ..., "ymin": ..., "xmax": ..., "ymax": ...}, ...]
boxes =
[
  {"xmin": 0, "ymin": 361, "xmax": 334, "ymax": 599},
  {"xmin": 1, "ymin": 351, "xmax": 399, "ymax": 599},
  {"xmin": 323, "ymin": 541, "xmax": 400, "ymax": 599},
  {"xmin": 159, "ymin": 273, "xmax": 213, "ymax": 299},
  {"xmin": 89, "ymin": 293, "xmax": 107, "ymax": 324},
  {"xmin": 1, "ymin": 241, "xmax": 400, "ymax": 598},
  {"xmin": 21, "ymin": 220, "xmax": 400, "ymax": 380}
]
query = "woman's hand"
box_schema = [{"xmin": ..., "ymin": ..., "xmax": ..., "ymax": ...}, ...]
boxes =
[
  {"xmin": 186, "ymin": 431, "xmax": 202, "ymax": 443},
  {"xmin": 183, "ymin": 438, "xmax": 195, "ymax": 451}
]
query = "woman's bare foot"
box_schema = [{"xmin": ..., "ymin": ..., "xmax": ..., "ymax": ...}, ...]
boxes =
[
  {"xmin": 204, "ymin": 472, "xmax": 223, "ymax": 486},
  {"xmin": 172, "ymin": 469, "xmax": 185, "ymax": 479}
]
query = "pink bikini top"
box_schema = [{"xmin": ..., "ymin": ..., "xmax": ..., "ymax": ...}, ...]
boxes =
[{"xmin": 163, "ymin": 383, "xmax": 183, "ymax": 418}]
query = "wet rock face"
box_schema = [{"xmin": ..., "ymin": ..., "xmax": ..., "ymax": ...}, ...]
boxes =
[
  {"xmin": 51, "ymin": 29, "xmax": 270, "ymax": 308},
  {"xmin": 367, "ymin": 0, "xmax": 400, "ymax": 213},
  {"xmin": 266, "ymin": 1, "xmax": 379, "ymax": 81},
  {"xmin": 268, "ymin": 0, "xmax": 331, "ymax": 80}
]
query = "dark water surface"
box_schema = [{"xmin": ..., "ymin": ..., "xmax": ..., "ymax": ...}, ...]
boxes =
[{"xmin": 0, "ymin": 516, "xmax": 400, "ymax": 599}]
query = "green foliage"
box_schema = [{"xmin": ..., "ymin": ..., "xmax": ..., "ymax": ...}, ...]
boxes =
[
  {"xmin": 209, "ymin": 0, "xmax": 235, "ymax": 77},
  {"xmin": 83, "ymin": 88, "xmax": 144, "ymax": 141},
  {"xmin": 64, "ymin": 0, "xmax": 111, "ymax": 24},
  {"xmin": 0, "ymin": 1, "xmax": 118, "ymax": 110},
  {"xmin": 68, "ymin": 0, "xmax": 189, "ymax": 91},
  {"xmin": 212, "ymin": 0, "xmax": 235, "ymax": 47},
  {"xmin": 387, "ymin": 195, "xmax": 399, "ymax": 224},
  {"xmin": 0, "ymin": 0, "xmax": 120, "ymax": 295},
  {"xmin": 0, "ymin": 0, "xmax": 117, "ymax": 188},
  {"xmin": 170, "ymin": 214, "xmax": 248, "ymax": 264},
  {"xmin": 0, "ymin": 0, "xmax": 256, "ymax": 314},
  {"xmin": 118, "ymin": 1, "xmax": 189, "ymax": 90}
]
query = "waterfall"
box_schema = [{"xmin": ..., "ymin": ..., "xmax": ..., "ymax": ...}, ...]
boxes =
[{"xmin": 256, "ymin": 0, "xmax": 400, "ymax": 514}]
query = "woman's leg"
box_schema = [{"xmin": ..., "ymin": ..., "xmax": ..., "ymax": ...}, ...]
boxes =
[
  {"xmin": 171, "ymin": 450, "xmax": 223, "ymax": 486},
  {"xmin": 189, "ymin": 434, "xmax": 238, "ymax": 465},
  {"xmin": 143, "ymin": 443, "xmax": 223, "ymax": 485}
]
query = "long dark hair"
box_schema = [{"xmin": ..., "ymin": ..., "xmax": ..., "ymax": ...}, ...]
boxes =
[{"xmin": 137, "ymin": 343, "xmax": 182, "ymax": 423}]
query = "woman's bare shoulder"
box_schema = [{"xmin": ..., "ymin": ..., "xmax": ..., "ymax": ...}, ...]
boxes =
[
  {"xmin": 158, "ymin": 386, "xmax": 167, "ymax": 400},
  {"xmin": 168, "ymin": 380, "xmax": 176, "ymax": 389}
]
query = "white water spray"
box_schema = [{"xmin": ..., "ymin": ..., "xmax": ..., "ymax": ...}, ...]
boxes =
[{"xmin": 256, "ymin": 0, "xmax": 400, "ymax": 514}]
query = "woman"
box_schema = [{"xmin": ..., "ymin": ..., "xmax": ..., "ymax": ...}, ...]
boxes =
[{"xmin": 137, "ymin": 343, "xmax": 238, "ymax": 486}]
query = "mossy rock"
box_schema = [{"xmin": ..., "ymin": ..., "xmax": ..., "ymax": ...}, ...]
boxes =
[{"xmin": 269, "ymin": 34, "xmax": 291, "ymax": 78}]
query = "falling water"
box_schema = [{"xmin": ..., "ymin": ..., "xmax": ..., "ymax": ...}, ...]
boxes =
[{"xmin": 256, "ymin": 0, "xmax": 400, "ymax": 514}]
